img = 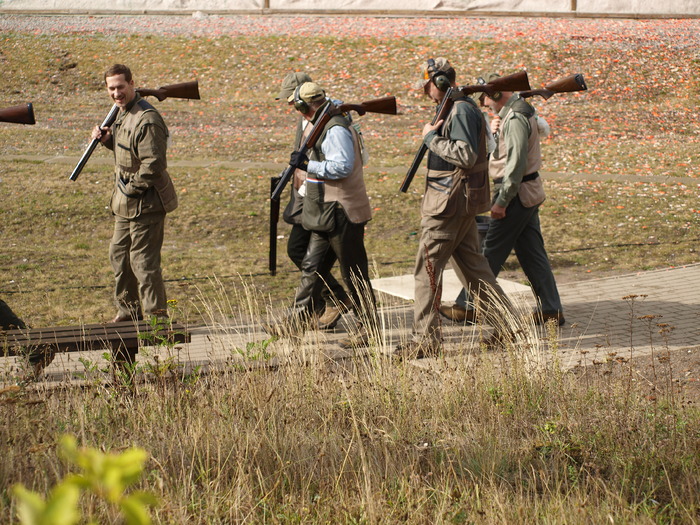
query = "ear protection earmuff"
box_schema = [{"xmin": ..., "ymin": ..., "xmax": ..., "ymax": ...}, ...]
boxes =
[
  {"xmin": 477, "ymin": 76, "xmax": 502, "ymax": 101},
  {"xmin": 427, "ymin": 58, "xmax": 451, "ymax": 92},
  {"xmin": 293, "ymin": 84, "xmax": 309, "ymax": 113}
]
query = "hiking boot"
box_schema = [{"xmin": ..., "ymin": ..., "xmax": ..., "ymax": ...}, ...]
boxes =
[
  {"xmin": 317, "ymin": 296, "xmax": 354, "ymax": 331},
  {"xmin": 533, "ymin": 311, "xmax": 565, "ymax": 326},
  {"xmin": 438, "ymin": 303, "xmax": 477, "ymax": 324},
  {"xmin": 317, "ymin": 305, "xmax": 343, "ymax": 330},
  {"xmin": 392, "ymin": 340, "xmax": 442, "ymax": 362}
]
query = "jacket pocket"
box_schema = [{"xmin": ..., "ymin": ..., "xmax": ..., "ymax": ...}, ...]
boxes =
[
  {"xmin": 115, "ymin": 141, "xmax": 134, "ymax": 170},
  {"xmin": 301, "ymin": 178, "xmax": 336, "ymax": 232},
  {"xmin": 422, "ymin": 171, "xmax": 454, "ymax": 217},
  {"xmin": 518, "ymin": 178, "xmax": 546, "ymax": 208}
]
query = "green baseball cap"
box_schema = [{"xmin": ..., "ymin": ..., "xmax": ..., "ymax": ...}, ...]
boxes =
[{"xmin": 276, "ymin": 72, "xmax": 313, "ymax": 100}]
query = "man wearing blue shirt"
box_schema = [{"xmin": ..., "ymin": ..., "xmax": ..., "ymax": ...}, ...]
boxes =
[{"xmin": 264, "ymin": 82, "xmax": 377, "ymax": 347}]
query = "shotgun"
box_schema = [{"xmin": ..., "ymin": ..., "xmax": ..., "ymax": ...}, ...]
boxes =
[
  {"xmin": 0, "ymin": 103, "xmax": 36, "ymax": 125},
  {"xmin": 519, "ymin": 74, "xmax": 587, "ymax": 100},
  {"xmin": 268, "ymin": 95, "xmax": 397, "ymax": 275},
  {"xmin": 399, "ymin": 87, "xmax": 453, "ymax": 193},
  {"xmin": 399, "ymin": 70, "xmax": 530, "ymax": 193},
  {"xmin": 269, "ymin": 175, "xmax": 281, "ymax": 276},
  {"xmin": 69, "ymin": 80, "xmax": 200, "ymax": 181}
]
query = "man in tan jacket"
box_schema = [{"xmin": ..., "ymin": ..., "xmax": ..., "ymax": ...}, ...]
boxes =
[
  {"xmin": 394, "ymin": 58, "xmax": 512, "ymax": 360},
  {"xmin": 92, "ymin": 64, "xmax": 178, "ymax": 322}
]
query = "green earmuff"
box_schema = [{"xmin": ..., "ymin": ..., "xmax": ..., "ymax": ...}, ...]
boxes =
[{"xmin": 427, "ymin": 58, "xmax": 451, "ymax": 92}]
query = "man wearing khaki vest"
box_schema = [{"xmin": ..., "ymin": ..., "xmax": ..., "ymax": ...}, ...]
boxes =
[
  {"xmin": 92, "ymin": 64, "xmax": 178, "ymax": 322},
  {"xmin": 441, "ymin": 74, "xmax": 564, "ymax": 327},
  {"xmin": 275, "ymin": 72, "xmax": 351, "ymax": 330},
  {"xmin": 481, "ymin": 74, "xmax": 564, "ymax": 325},
  {"xmin": 394, "ymin": 58, "xmax": 513, "ymax": 360},
  {"xmin": 264, "ymin": 82, "xmax": 377, "ymax": 347}
]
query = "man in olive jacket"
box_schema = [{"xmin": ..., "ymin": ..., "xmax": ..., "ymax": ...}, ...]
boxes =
[
  {"xmin": 395, "ymin": 58, "xmax": 513, "ymax": 360},
  {"xmin": 92, "ymin": 64, "xmax": 178, "ymax": 322}
]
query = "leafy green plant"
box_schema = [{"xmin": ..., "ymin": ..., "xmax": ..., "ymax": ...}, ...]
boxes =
[{"xmin": 13, "ymin": 435, "xmax": 156, "ymax": 525}]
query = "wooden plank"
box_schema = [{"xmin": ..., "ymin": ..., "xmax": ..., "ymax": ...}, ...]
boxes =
[{"xmin": 1, "ymin": 322, "xmax": 190, "ymax": 357}]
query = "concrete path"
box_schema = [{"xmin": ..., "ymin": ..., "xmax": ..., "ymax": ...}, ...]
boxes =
[
  {"xmin": 3, "ymin": 156, "xmax": 699, "ymax": 384},
  {"xmin": 3, "ymin": 263, "xmax": 698, "ymax": 387}
]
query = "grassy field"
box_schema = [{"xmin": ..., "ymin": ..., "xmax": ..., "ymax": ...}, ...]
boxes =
[
  {"xmin": 1, "ymin": 23, "xmax": 699, "ymax": 325},
  {"xmin": 1, "ymin": 16, "xmax": 699, "ymax": 524}
]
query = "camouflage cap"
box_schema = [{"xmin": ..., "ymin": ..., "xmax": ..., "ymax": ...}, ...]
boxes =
[
  {"xmin": 276, "ymin": 72, "xmax": 313, "ymax": 100},
  {"xmin": 478, "ymin": 72, "xmax": 500, "ymax": 84},
  {"xmin": 289, "ymin": 81, "xmax": 326, "ymax": 104}
]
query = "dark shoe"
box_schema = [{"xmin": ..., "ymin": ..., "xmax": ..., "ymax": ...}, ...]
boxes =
[
  {"xmin": 392, "ymin": 340, "xmax": 441, "ymax": 362},
  {"xmin": 533, "ymin": 311, "xmax": 565, "ymax": 326},
  {"xmin": 481, "ymin": 330, "xmax": 512, "ymax": 351},
  {"xmin": 338, "ymin": 323, "xmax": 371, "ymax": 349},
  {"xmin": 338, "ymin": 320, "xmax": 380, "ymax": 349},
  {"xmin": 438, "ymin": 303, "xmax": 476, "ymax": 324},
  {"xmin": 111, "ymin": 312, "xmax": 143, "ymax": 323}
]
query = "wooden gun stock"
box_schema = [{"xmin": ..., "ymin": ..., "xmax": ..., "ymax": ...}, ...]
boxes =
[
  {"xmin": 459, "ymin": 70, "xmax": 532, "ymax": 97},
  {"xmin": 520, "ymin": 74, "xmax": 587, "ymax": 100},
  {"xmin": 0, "ymin": 103, "xmax": 36, "ymax": 125},
  {"xmin": 339, "ymin": 96, "xmax": 398, "ymax": 116},
  {"xmin": 135, "ymin": 80, "xmax": 201, "ymax": 102},
  {"xmin": 69, "ymin": 80, "xmax": 200, "ymax": 181}
]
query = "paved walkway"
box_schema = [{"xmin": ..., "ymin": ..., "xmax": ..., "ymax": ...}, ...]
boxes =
[
  {"xmin": 3, "ymin": 263, "xmax": 698, "ymax": 386},
  {"xmin": 3, "ymin": 155, "xmax": 699, "ymax": 384}
]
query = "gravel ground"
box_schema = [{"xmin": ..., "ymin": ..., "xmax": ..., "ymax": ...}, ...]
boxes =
[{"xmin": 0, "ymin": 13, "xmax": 699, "ymax": 48}]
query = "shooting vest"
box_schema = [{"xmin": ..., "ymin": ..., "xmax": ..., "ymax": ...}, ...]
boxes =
[
  {"xmin": 423, "ymin": 97, "xmax": 490, "ymax": 217},
  {"xmin": 489, "ymin": 95, "xmax": 545, "ymax": 208},
  {"xmin": 307, "ymin": 112, "xmax": 372, "ymax": 225},
  {"xmin": 110, "ymin": 95, "xmax": 178, "ymax": 220}
]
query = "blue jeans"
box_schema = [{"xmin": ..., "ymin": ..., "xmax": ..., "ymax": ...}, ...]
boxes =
[{"xmin": 456, "ymin": 195, "xmax": 562, "ymax": 314}]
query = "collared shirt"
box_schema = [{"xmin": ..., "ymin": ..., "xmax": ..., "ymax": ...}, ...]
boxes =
[{"xmin": 307, "ymin": 125, "xmax": 355, "ymax": 180}]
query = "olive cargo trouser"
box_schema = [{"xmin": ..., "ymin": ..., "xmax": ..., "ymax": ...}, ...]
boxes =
[
  {"xmin": 413, "ymin": 211, "xmax": 510, "ymax": 344},
  {"xmin": 110, "ymin": 213, "xmax": 167, "ymax": 319}
]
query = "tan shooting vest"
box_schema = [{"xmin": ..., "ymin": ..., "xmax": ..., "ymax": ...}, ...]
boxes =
[{"xmin": 308, "ymin": 114, "xmax": 372, "ymax": 225}]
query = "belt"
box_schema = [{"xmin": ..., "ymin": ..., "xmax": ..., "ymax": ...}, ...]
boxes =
[{"xmin": 492, "ymin": 171, "xmax": 539, "ymax": 185}]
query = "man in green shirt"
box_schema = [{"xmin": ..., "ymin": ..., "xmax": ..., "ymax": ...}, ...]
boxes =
[{"xmin": 471, "ymin": 74, "xmax": 564, "ymax": 326}]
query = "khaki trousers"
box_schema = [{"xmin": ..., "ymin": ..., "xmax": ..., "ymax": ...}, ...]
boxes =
[
  {"xmin": 413, "ymin": 210, "xmax": 509, "ymax": 344},
  {"xmin": 109, "ymin": 213, "xmax": 167, "ymax": 319}
]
